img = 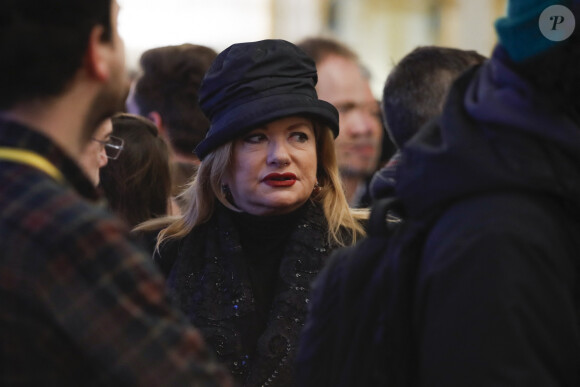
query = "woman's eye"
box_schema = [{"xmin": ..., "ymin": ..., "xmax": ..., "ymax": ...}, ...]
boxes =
[
  {"xmin": 244, "ymin": 133, "xmax": 266, "ymax": 143},
  {"xmin": 291, "ymin": 132, "xmax": 309, "ymax": 143}
]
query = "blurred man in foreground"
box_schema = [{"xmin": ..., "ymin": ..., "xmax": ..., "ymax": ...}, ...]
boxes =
[{"xmin": 0, "ymin": 1, "xmax": 230, "ymax": 385}]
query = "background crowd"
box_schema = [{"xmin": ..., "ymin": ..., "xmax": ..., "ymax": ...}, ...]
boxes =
[{"xmin": 2, "ymin": 0, "xmax": 580, "ymax": 386}]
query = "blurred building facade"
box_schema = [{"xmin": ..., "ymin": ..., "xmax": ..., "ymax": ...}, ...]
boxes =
[
  {"xmin": 121, "ymin": 0, "xmax": 507, "ymax": 96},
  {"xmin": 272, "ymin": 0, "xmax": 506, "ymax": 95}
]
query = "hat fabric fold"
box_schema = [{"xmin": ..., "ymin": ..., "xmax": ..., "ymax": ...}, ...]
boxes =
[{"xmin": 195, "ymin": 39, "xmax": 339, "ymax": 160}]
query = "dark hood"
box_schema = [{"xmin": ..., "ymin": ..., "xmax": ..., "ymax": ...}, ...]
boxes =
[{"xmin": 396, "ymin": 47, "xmax": 580, "ymax": 218}]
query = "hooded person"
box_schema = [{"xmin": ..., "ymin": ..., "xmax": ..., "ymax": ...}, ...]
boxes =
[
  {"xmin": 136, "ymin": 39, "xmax": 367, "ymax": 387},
  {"xmin": 387, "ymin": 0, "xmax": 580, "ymax": 385},
  {"xmin": 296, "ymin": 0, "xmax": 580, "ymax": 386}
]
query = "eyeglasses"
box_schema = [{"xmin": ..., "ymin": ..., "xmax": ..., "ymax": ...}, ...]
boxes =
[{"xmin": 92, "ymin": 135, "xmax": 125, "ymax": 160}]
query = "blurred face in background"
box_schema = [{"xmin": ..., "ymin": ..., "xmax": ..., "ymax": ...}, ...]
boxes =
[
  {"xmin": 79, "ymin": 119, "xmax": 113, "ymax": 186},
  {"xmin": 316, "ymin": 54, "xmax": 383, "ymax": 178}
]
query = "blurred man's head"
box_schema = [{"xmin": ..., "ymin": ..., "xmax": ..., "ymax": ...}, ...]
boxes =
[
  {"xmin": 126, "ymin": 44, "xmax": 217, "ymax": 162},
  {"xmin": 297, "ymin": 37, "xmax": 383, "ymax": 179},
  {"xmin": 1, "ymin": 0, "xmax": 127, "ymax": 145}
]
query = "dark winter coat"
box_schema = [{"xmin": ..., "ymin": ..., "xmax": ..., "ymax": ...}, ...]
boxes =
[
  {"xmin": 394, "ymin": 46, "xmax": 580, "ymax": 386},
  {"xmin": 155, "ymin": 200, "xmax": 344, "ymax": 387}
]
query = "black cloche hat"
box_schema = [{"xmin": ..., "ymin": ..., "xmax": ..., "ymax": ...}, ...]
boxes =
[{"xmin": 194, "ymin": 39, "xmax": 339, "ymax": 160}]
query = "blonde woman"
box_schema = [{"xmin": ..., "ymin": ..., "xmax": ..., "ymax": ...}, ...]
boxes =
[{"xmin": 138, "ymin": 39, "xmax": 367, "ymax": 387}]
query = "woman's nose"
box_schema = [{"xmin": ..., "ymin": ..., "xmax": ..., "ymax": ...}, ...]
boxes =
[{"xmin": 267, "ymin": 141, "xmax": 291, "ymax": 167}]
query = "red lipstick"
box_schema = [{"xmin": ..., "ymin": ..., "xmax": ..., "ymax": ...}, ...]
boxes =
[{"xmin": 262, "ymin": 172, "xmax": 297, "ymax": 187}]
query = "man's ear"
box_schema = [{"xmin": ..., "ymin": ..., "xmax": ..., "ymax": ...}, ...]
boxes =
[
  {"xmin": 148, "ymin": 111, "xmax": 163, "ymax": 127},
  {"xmin": 85, "ymin": 25, "xmax": 111, "ymax": 81},
  {"xmin": 148, "ymin": 111, "xmax": 169, "ymax": 138}
]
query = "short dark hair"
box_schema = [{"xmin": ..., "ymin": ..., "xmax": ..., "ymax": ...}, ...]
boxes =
[
  {"xmin": 0, "ymin": 0, "xmax": 113, "ymax": 108},
  {"xmin": 382, "ymin": 46, "xmax": 486, "ymax": 148},
  {"xmin": 131, "ymin": 44, "xmax": 217, "ymax": 156},
  {"xmin": 100, "ymin": 113, "xmax": 172, "ymax": 227},
  {"xmin": 296, "ymin": 36, "xmax": 358, "ymax": 65}
]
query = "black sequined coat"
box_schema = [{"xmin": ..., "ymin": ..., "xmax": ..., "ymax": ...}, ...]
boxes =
[{"xmin": 155, "ymin": 200, "xmax": 345, "ymax": 386}]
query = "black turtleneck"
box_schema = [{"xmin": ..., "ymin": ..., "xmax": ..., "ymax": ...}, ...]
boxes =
[{"xmin": 230, "ymin": 204, "xmax": 306, "ymax": 321}]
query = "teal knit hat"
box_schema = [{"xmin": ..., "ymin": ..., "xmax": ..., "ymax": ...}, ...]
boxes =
[{"xmin": 495, "ymin": 0, "xmax": 575, "ymax": 62}]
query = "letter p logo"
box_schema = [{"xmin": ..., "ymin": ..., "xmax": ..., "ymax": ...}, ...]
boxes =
[
  {"xmin": 550, "ymin": 15, "xmax": 565, "ymax": 30},
  {"xmin": 539, "ymin": 5, "xmax": 575, "ymax": 41}
]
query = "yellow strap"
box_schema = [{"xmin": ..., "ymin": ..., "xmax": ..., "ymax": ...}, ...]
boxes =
[{"xmin": 0, "ymin": 147, "xmax": 64, "ymax": 182}]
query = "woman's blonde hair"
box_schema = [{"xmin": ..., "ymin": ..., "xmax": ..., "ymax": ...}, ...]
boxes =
[{"xmin": 136, "ymin": 119, "xmax": 367, "ymax": 249}]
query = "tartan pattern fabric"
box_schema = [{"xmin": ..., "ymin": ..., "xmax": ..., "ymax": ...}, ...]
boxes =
[{"xmin": 0, "ymin": 119, "xmax": 231, "ymax": 386}]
